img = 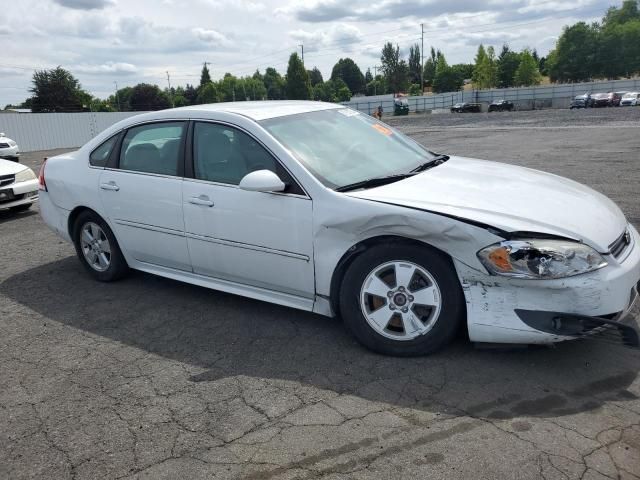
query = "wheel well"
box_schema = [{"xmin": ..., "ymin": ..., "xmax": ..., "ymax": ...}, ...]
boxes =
[
  {"xmin": 67, "ymin": 206, "xmax": 97, "ymax": 239},
  {"xmin": 328, "ymin": 235, "xmax": 453, "ymax": 318}
]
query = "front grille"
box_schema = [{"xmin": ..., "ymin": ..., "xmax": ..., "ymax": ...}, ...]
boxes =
[
  {"xmin": 0, "ymin": 174, "xmax": 15, "ymax": 187},
  {"xmin": 609, "ymin": 229, "xmax": 631, "ymax": 259},
  {"xmin": 0, "ymin": 143, "xmax": 9, "ymax": 148}
]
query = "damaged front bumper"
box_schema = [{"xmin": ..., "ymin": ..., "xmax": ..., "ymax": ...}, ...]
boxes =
[
  {"xmin": 515, "ymin": 283, "xmax": 640, "ymax": 348},
  {"xmin": 456, "ymin": 224, "xmax": 640, "ymax": 347}
]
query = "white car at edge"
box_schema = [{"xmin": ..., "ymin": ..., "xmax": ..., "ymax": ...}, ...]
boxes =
[
  {"xmin": 38, "ymin": 101, "xmax": 640, "ymax": 355},
  {"xmin": 0, "ymin": 159, "xmax": 39, "ymax": 212},
  {"xmin": 0, "ymin": 133, "xmax": 20, "ymax": 161}
]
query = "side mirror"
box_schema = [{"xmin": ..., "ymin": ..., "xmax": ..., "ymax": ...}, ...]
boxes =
[{"xmin": 239, "ymin": 169, "xmax": 285, "ymax": 193}]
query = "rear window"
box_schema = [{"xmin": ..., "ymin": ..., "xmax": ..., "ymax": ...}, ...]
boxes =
[{"xmin": 90, "ymin": 135, "xmax": 118, "ymax": 167}]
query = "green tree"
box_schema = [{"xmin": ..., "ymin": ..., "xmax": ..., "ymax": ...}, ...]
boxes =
[
  {"xmin": 312, "ymin": 82, "xmax": 335, "ymax": 102},
  {"xmin": 241, "ymin": 76, "xmax": 268, "ymax": 100},
  {"xmin": 423, "ymin": 47, "xmax": 438, "ymax": 87},
  {"xmin": 199, "ymin": 64, "xmax": 212, "ymax": 87},
  {"xmin": 263, "ymin": 67, "xmax": 286, "ymax": 100},
  {"xmin": 365, "ymin": 77, "xmax": 386, "ymax": 96},
  {"xmin": 30, "ymin": 66, "xmax": 87, "ymax": 112},
  {"xmin": 496, "ymin": 44, "xmax": 522, "ymax": 88},
  {"xmin": 336, "ymin": 85, "xmax": 352, "ymax": 102},
  {"xmin": 472, "ymin": 44, "xmax": 498, "ymax": 89},
  {"xmin": 285, "ymin": 53, "xmax": 312, "ymax": 100},
  {"xmin": 433, "ymin": 53, "xmax": 464, "ymax": 93},
  {"xmin": 330, "ymin": 58, "xmax": 365, "ymax": 94},
  {"xmin": 129, "ymin": 83, "xmax": 171, "ymax": 111},
  {"xmin": 219, "ymin": 73, "xmax": 239, "ymax": 102},
  {"xmin": 547, "ymin": 22, "xmax": 599, "ymax": 82},
  {"xmin": 408, "ymin": 44, "xmax": 422, "ymax": 85},
  {"xmin": 603, "ymin": 0, "xmax": 640, "ymax": 26},
  {"xmin": 308, "ymin": 67, "xmax": 324, "ymax": 86},
  {"xmin": 513, "ymin": 49, "xmax": 542, "ymax": 86},
  {"xmin": 107, "ymin": 86, "xmax": 133, "ymax": 111},
  {"xmin": 364, "ymin": 68, "xmax": 373, "ymax": 84},
  {"xmin": 183, "ymin": 84, "xmax": 198, "ymax": 105},
  {"xmin": 196, "ymin": 82, "xmax": 219, "ymax": 103},
  {"xmin": 408, "ymin": 84, "xmax": 421, "ymax": 96},
  {"xmin": 380, "ymin": 42, "xmax": 409, "ymax": 93}
]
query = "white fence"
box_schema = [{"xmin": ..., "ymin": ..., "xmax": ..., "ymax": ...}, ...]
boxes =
[
  {"xmin": 344, "ymin": 78, "xmax": 640, "ymax": 114},
  {"xmin": 0, "ymin": 112, "xmax": 142, "ymax": 152},
  {"xmin": 3, "ymin": 77, "xmax": 640, "ymax": 152}
]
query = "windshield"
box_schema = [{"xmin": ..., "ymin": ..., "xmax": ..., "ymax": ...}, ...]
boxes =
[
  {"xmin": 261, "ymin": 108, "xmax": 435, "ymax": 189},
  {"xmin": 623, "ymin": 92, "xmax": 638, "ymax": 98}
]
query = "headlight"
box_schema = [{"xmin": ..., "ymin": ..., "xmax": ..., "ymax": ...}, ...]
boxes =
[
  {"xmin": 478, "ymin": 239, "xmax": 607, "ymax": 279},
  {"xmin": 14, "ymin": 168, "xmax": 36, "ymax": 183}
]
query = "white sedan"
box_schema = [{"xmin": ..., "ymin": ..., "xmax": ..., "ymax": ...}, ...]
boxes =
[
  {"xmin": 0, "ymin": 159, "xmax": 38, "ymax": 212},
  {"xmin": 0, "ymin": 133, "xmax": 20, "ymax": 161},
  {"xmin": 39, "ymin": 101, "xmax": 640, "ymax": 355}
]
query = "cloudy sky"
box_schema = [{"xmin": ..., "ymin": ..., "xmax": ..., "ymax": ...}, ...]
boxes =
[{"xmin": 0, "ymin": 0, "xmax": 618, "ymax": 106}]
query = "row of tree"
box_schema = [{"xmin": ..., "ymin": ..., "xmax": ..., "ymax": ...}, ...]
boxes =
[
  {"xmin": 546, "ymin": 0, "xmax": 640, "ymax": 82},
  {"xmin": 5, "ymin": 1, "xmax": 638, "ymax": 112}
]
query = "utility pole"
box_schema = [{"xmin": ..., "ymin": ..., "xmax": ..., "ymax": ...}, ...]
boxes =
[
  {"xmin": 299, "ymin": 44, "xmax": 304, "ymax": 64},
  {"xmin": 372, "ymin": 65, "xmax": 381, "ymax": 96},
  {"xmin": 420, "ymin": 23, "xmax": 425, "ymax": 95},
  {"xmin": 166, "ymin": 71, "xmax": 175, "ymax": 108},
  {"xmin": 113, "ymin": 81, "xmax": 120, "ymax": 111}
]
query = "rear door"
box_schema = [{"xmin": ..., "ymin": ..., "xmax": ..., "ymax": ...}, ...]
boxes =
[{"xmin": 99, "ymin": 121, "xmax": 190, "ymax": 271}]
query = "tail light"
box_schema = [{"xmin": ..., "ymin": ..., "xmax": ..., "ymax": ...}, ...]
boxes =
[{"xmin": 38, "ymin": 157, "xmax": 47, "ymax": 191}]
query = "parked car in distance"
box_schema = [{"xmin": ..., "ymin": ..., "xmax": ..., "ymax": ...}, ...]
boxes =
[
  {"xmin": 393, "ymin": 96, "xmax": 409, "ymax": 116},
  {"xmin": 0, "ymin": 158, "xmax": 38, "ymax": 212},
  {"xmin": 0, "ymin": 133, "xmax": 20, "ymax": 161},
  {"xmin": 620, "ymin": 92, "xmax": 640, "ymax": 106},
  {"xmin": 38, "ymin": 101, "xmax": 640, "ymax": 356},
  {"xmin": 592, "ymin": 92, "xmax": 621, "ymax": 107},
  {"xmin": 569, "ymin": 94, "xmax": 592, "ymax": 109},
  {"xmin": 488, "ymin": 100, "xmax": 514, "ymax": 112},
  {"xmin": 450, "ymin": 102, "xmax": 481, "ymax": 113}
]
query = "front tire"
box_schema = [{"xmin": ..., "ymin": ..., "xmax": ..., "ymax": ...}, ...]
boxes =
[
  {"xmin": 73, "ymin": 210, "xmax": 129, "ymax": 282},
  {"xmin": 339, "ymin": 244, "xmax": 465, "ymax": 356}
]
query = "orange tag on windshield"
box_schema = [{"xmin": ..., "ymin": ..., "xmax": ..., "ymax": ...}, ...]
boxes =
[{"xmin": 372, "ymin": 124, "xmax": 392, "ymax": 136}]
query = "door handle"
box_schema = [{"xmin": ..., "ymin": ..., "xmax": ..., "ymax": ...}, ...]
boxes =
[
  {"xmin": 100, "ymin": 181, "xmax": 120, "ymax": 191},
  {"xmin": 189, "ymin": 195, "xmax": 214, "ymax": 207}
]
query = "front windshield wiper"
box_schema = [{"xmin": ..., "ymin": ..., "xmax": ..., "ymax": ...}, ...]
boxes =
[
  {"xmin": 335, "ymin": 173, "xmax": 416, "ymax": 193},
  {"xmin": 410, "ymin": 154, "xmax": 450, "ymax": 173}
]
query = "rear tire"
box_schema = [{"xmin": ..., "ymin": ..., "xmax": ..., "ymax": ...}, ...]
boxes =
[
  {"xmin": 339, "ymin": 244, "xmax": 465, "ymax": 356},
  {"xmin": 73, "ymin": 210, "xmax": 129, "ymax": 282}
]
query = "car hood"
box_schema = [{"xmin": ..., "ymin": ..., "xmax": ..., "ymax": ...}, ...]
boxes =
[
  {"xmin": 347, "ymin": 156, "xmax": 627, "ymax": 253},
  {"xmin": 0, "ymin": 159, "xmax": 29, "ymax": 176}
]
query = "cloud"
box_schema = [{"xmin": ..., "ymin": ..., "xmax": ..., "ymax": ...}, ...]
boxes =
[
  {"xmin": 205, "ymin": 0, "xmax": 266, "ymax": 13},
  {"xmin": 52, "ymin": 0, "xmax": 115, "ymax": 10},
  {"xmin": 289, "ymin": 23, "xmax": 363, "ymax": 52},
  {"xmin": 0, "ymin": 25, "xmax": 11, "ymax": 35},
  {"xmin": 192, "ymin": 27, "xmax": 230, "ymax": 46},
  {"xmin": 283, "ymin": 0, "xmax": 602, "ymax": 23},
  {"xmin": 73, "ymin": 62, "xmax": 138, "ymax": 74}
]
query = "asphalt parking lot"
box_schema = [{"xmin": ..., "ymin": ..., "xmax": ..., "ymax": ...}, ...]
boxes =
[{"xmin": 2, "ymin": 107, "xmax": 640, "ymax": 480}]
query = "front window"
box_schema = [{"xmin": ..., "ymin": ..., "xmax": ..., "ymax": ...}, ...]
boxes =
[{"xmin": 261, "ymin": 109, "xmax": 435, "ymax": 189}]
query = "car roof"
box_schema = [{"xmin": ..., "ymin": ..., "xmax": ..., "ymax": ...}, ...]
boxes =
[{"xmin": 173, "ymin": 100, "xmax": 343, "ymax": 121}]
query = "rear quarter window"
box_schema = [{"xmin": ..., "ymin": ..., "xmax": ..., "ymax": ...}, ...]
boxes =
[{"xmin": 90, "ymin": 135, "xmax": 118, "ymax": 167}]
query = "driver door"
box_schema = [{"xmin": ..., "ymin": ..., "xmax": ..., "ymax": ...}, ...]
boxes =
[{"xmin": 182, "ymin": 121, "xmax": 314, "ymax": 299}]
